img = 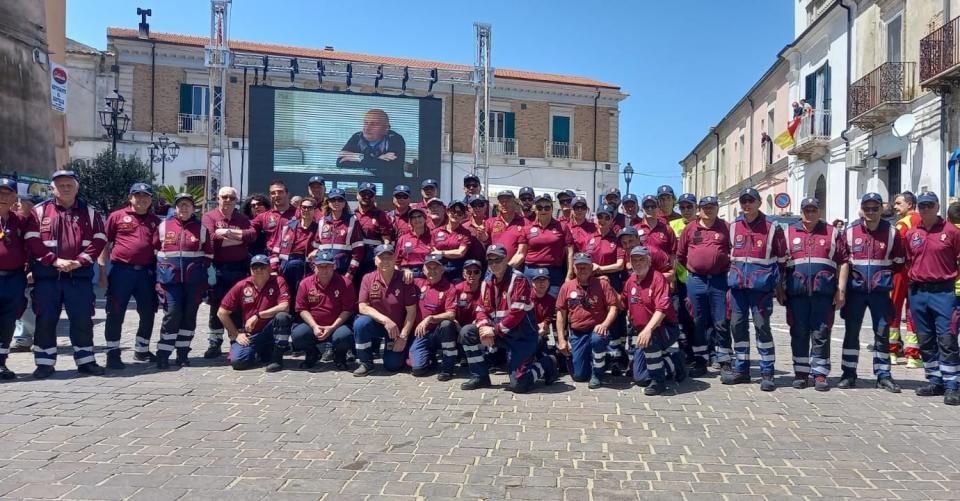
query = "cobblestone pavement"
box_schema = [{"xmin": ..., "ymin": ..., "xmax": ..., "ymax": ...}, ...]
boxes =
[{"xmin": 0, "ymin": 300, "xmax": 958, "ymax": 501}]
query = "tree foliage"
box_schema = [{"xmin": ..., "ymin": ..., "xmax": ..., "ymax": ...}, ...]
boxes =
[
  {"xmin": 155, "ymin": 184, "xmax": 205, "ymax": 206},
  {"xmin": 68, "ymin": 151, "xmax": 156, "ymax": 213}
]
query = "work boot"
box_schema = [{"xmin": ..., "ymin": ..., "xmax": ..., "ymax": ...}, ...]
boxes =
[
  {"xmin": 32, "ymin": 365, "xmax": 55, "ymax": 379},
  {"xmin": 300, "ymin": 348, "xmax": 319, "ymax": 369},
  {"xmin": 265, "ymin": 346, "xmax": 285, "ymax": 373},
  {"xmin": 460, "ymin": 376, "xmax": 491, "ymax": 390},
  {"xmin": 644, "ymin": 379, "xmax": 666, "ymax": 396},
  {"xmin": 437, "ymin": 372, "xmax": 454, "ymax": 382},
  {"xmin": 352, "ymin": 362, "xmax": 375, "ymax": 377},
  {"xmin": 543, "ymin": 355, "xmax": 559, "ymax": 386},
  {"xmin": 0, "ymin": 364, "xmax": 16, "ymax": 380},
  {"xmin": 792, "ymin": 373, "xmax": 809, "ymax": 389},
  {"xmin": 588, "ymin": 375, "xmax": 603, "ymax": 389},
  {"xmin": 320, "ymin": 347, "xmax": 334, "ymax": 363},
  {"xmin": 156, "ymin": 356, "xmax": 170, "ymax": 370},
  {"xmin": 877, "ymin": 377, "xmax": 901, "ymax": 393},
  {"xmin": 814, "ymin": 375, "xmax": 830, "ymax": 392},
  {"xmin": 673, "ymin": 352, "xmax": 688, "ymax": 383},
  {"xmin": 719, "ymin": 362, "xmax": 737, "ymax": 384},
  {"xmin": 77, "ymin": 362, "xmax": 105, "ymax": 376},
  {"xmin": 724, "ymin": 372, "xmax": 750, "ymax": 385},
  {"xmin": 175, "ymin": 350, "xmax": 190, "ymax": 367},
  {"xmin": 688, "ymin": 361, "xmax": 708, "ymax": 378},
  {"xmin": 837, "ymin": 375, "xmax": 857, "ymax": 389},
  {"xmin": 760, "ymin": 374, "xmax": 776, "ymax": 392},
  {"xmin": 133, "ymin": 351, "xmax": 156, "ymax": 362},
  {"xmin": 945, "ymin": 389, "xmax": 960, "ymax": 406},
  {"xmin": 634, "ymin": 378, "xmax": 651, "ymax": 388},
  {"xmin": 203, "ymin": 344, "xmax": 222, "ymax": 359},
  {"xmin": 916, "ymin": 383, "xmax": 946, "ymax": 397},
  {"xmin": 106, "ymin": 350, "xmax": 125, "ymax": 370}
]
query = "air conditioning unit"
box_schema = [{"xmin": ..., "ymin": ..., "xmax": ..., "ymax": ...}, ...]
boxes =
[{"xmin": 845, "ymin": 148, "xmax": 867, "ymax": 170}]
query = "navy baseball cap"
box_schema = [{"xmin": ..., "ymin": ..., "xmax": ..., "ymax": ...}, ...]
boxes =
[
  {"xmin": 595, "ymin": 204, "xmax": 616, "ymax": 216},
  {"xmin": 408, "ymin": 207, "xmax": 426, "ymax": 217},
  {"xmin": 573, "ymin": 252, "xmax": 593, "ymax": 266},
  {"xmin": 572, "ymin": 196, "xmax": 588, "ymax": 208},
  {"xmin": 463, "ymin": 259, "xmax": 482, "ymax": 269},
  {"xmin": 313, "ymin": 250, "xmax": 336, "ymax": 265},
  {"xmin": 357, "ymin": 182, "xmax": 376, "ymax": 195},
  {"xmin": 918, "ymin": 191, "xmax": 939, "ymax": 205},
  {"xmin": 496, "ymin": 190, "xmax": 515, "ymax": 199},
  {"xmin": 699, "ymin": 196, "xmax": 719, "ymax": 207},
  {"xmin": 250, "ymin": 254, "xmax": 270, "ymax": 267},
  {"xmin": 173, "ymin": 192, "xmax": 194, "ymax": 205},
  {"xmin": 657, "ymin": 185, "xmax": 676, "ymax": 197},
  {"xmin": 426, "ymin": 197, "xmax": 445, "ymax": 207},
  {"xmin": 463, "ymin": 174, "xmax": 480, "ymax": 185},
  {"xmin": 519, "ymin": 186, "xmax": 535, "ymax": 198},
  {"xmin": 534, "ymin": 193, "xmax": 552, "ymax": 204},
  {"xmin": 739, "ymin": 188, "xmax": 760, "ymax": 201},
  {"xmin": 327, "ymin": 188, "xmax": 346, "ymax": 200},
  {"xmin": 51, "ymin": 170, "xmax": 76, "ymax": 180},
  {"xmin": 466, "ymin": 194, "xmax": 488, "ymax": 206},
  {"xmin": 557, "ymin": 189, "xmax": 576, "ymax": 200},
  {"xmin": 630, "ymin": 246, "xmax": 650, "ymax": 257},
  {"xmin": 604, "ymin": 187, "xmax": 621, "ymax": 198},
  {"xmin": 678, "ymin": 193, "xmax": 697, "ymax": 205},
  {"xmin": 308, "ymin": 175, "xmax": 325, "ymax": 186},
  {"xmin": 529, "ymin": 267, "xmax": 551, "ymax": 280},
  {"xmin": 801, "ymin": 197, "xmax": 820, "ymax": 209},
  {"xmin": 861, "ymin": 192, "xmax": 883, "ymax": 205},
  {"xmin": 622, "ymin": 194, "xmax": 638, "ymax": 205},
  {"xmin": 641, "ymin": 195, "xmax": 659, "ymax": 207},
  {"xmin": 424, "ymin": 253, "xmax": 444, "ymax": 265},
  {"xmin": 129, "ymin": 182, "xmax": 153, "ymax": 196},
  {"xmin": 0, "ymin": 178, "xmax": 16, "ymax": 192},
  {"xmin": 374, "ymin": 243, "xmax": 395, "ymax": 256},
  {"xmin": 393, "ymin": 184, "xmax": 411, "ymax": 195},
  {"xmin": 421, "ymin": 178, "xmax": 438, "ymax": 189},
  {"xmin": 448, "ymin": 200, "xmax": 466, "ymax": 211},
  {"xmin": 485, "ymin": 244, "xmax": 507, "ymax": 258},
  {"xmin": 618, "ymin": 226, "xmax": 639, "ymax": 238}
]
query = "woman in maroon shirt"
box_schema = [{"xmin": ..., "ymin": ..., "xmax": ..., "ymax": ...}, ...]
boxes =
[
  {"xmin": 431, "ymin": 200, "xmax": 472, "ymax": 283},
  {"xmin": 523, "ymin": 194, "xmax": 574, "ymax": 298},
  {"xmin": 395, "ymin": 207, "xmax": 432, "ymax": 278}
]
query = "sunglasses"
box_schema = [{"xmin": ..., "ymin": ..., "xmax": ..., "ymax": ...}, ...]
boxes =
[
  {"xmin": 249, "ymin": 201, "xmax": 263, "ymax": 207},
  {"xmin": 519, "ymin": 196, "xmax": 534, "ymax": 202},
  {"xmin": 329, "ymin": 198, "xmax": 345, "ymax": 203},
  {"xmin": 465, "ymin": 183, "xmax": 480, "ymax": 189},
  {"xmin": 919, "ymin": 203, "xmax": 936, "ymax": 209},
  {"xmin": 642, "ymin": 204, "xmax": 658, "ymax": 210},
  {"xmin": 487, "ymin": 257, "xmax": 504, "ymax": 264},
  {"xmin": 574, "ymin": 205, "xmax": 588, "ymax": 211},
  {"xmin": 597, "ymin": 214, "xmax": 612, "ymax": 220},
  {"xmin": 558, "ymin": 199, "xmax": 572, "ymax": 206},
  {"xmin": 220, "ymin": 195, "xmax": 236, "ymax": 200},
  {"xmin": 300, "ymin": 205, "xmax": 315, "ymax": 210},
  {"xmin": 359, "ymin": 192, "xmax": 375, "ymax": 197},
  {"xmin": 464, "ymin": 268, "xmax": 481, "ymax": 276},
  {"xmin": 395, "ymin": 194, "xmax": 410, "ymax": 199},
  {"xmin": 861, "ymin": 205, "xmax": 880, "ymax": 213},
  {"xmin": 535, "ymin": 205, "xmax": 553, "ymax": 211},
  {"xmin": 448, "ymin": 210, "xmax": 465, "ymax": 216}
]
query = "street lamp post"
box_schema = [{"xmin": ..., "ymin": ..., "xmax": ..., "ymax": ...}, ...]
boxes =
[
  {"xmin": 149, "ymin": 134, "xmax": 180, "ymax": 185},
  {"xmin": 98, "ymin": 90, "xmax": 131, "ymax": 159},
  {"xmin": 624, "ymin": 162, "xmax": 634, "ymax": 196}
]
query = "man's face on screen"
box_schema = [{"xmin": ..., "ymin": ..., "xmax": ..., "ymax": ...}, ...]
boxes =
[{"xmin": 362, "ymin": 114, "xmax": 389, "ymax": 142}]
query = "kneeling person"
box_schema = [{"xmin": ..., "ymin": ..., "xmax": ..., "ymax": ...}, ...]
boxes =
[
  {"xmin": 219, "ymin": 255, "xmax": 293, "ymax": 372},
  {"xmin": 291, "ymin": 250, "xmax": 356, "ymax": 369},
  {"xmin": 354, "ymin": 244, "xmax": 418, "ymax": 376},
  {"xmin": 410, "ymin": 253, "xmax": 458, "ymax": 380}
]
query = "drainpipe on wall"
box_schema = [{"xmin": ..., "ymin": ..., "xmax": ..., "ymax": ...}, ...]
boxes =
[
  {"xmin": 450, "ymin": 83, "xmax": 455, "ymax": 200},
  {"xmin": 747, "ymin": 97, "xmax": 755, "ymax": 183},
  {"xmin": 839, "ymin": 0, "xmax": 853, "ymax": 222},
  {"xmin": 150, "ymin": 40, "xmax": 156, "ymax": 141},
  {"xmin": 693, "ymin": 152, "xmax": 699, "ymax": 195},
  {"xmin": 593, "ymin": 88, "xmax": 600, "ymax": 205},
  {"xmin": 712, "ymin": 128, "xmax": 720, "ymax": 197}
]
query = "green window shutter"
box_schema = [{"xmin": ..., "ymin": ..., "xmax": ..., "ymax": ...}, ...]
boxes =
[
  {"xmin": 822, "ymin": 64, "xmax": 831, "ymax": 111},
  {"xmin": 504, "ymin": 112, "xmax": 515, "ymax": 139},
  {"xmin": 804, "ymin": 73, "xmax": 816, "ymax": 106},
  {"xmin": 552, "ymin": 116, "xmax": 570, "ymax": 143},
  {"xmin": 179, "ymin": 84, "xmax": 192, "ymax": 115}
]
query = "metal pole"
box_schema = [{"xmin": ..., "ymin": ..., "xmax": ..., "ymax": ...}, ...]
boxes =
[
  {"xmin": 161, "ymin": 153, "xmax": 166, "ymax": 185},
  {"xmin": 111, "ymin": 109, "xmax": 118, "ymax": 159}
]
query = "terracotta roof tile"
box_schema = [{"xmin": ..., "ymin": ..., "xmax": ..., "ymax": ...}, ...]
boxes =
[{"xmin": 107, "ymin": 27, "xmax": 620, "ymax": 90}]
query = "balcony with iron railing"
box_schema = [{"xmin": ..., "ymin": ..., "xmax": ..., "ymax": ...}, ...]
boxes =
[
  {"xmin": 848, "ymin": 62, "xmax": 916, "ymax": 129},
  {"xmin": 787, "ymin": 109, "xmax": 832, "ymax": 160},
  {"xmin": 544, "ymin": 140, "xmax": 582, "ymax": 160},
  {"xmin": 921, "ymin": 15, "xmax": 960, "ymax": 90},
  {"xmin": 178, "ymin": 113, "xmax": 222, "ymax": 135},
  {"xmin": 488, "ymin": 137, "xmax": 517, "ymax": 156}
]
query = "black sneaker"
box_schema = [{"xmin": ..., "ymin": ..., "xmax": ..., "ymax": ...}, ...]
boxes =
[
  {"xmin": 265, "ymin": 362, "xmax": 283, "ymax": 373},
  {"xmin": 0, "ymin": 365, "xmax": 15, "ymax": 380},
  {"xmin": 673, "ymin": 353, "xmax": 688, "ymax": 383},
  {"xmin": 644, "ymin": 379, "xmax": 666, "ymax": 396},
  {"xmin": 437, "ymin": 372, "xmax": 454, "ymax": 382},
  {"xmin": 106, "ymin": 351, "xmax": 125, "ymax": 370},
  {"xmin": 814, "ymin": 375, "xmax": 829, "ymax": 392},
  {"xmin": 460, "ymin": 376, "xmax": 492, "ymax": 390},
  {"xmin": 760, "ymin": 374, "xmax": 776, "ymax": 392},
  {"xmin": 543, "ymin": 355, "xmax": 559, "ymax": 386},
  {"xmin": 719, "ymin": 363, "xmax": 737, "ymax": 384},
  {"xmin": 916, "ymin": 383, "xmax": 946, "ymax": 397},
  {"xmin": 300, "ymin": 352, "xmax": 319, "ymax": 369},
  {"xmin": 133, "ymin": 351, "xmax": 156, "ymax": 362},
  {"xmin": 156, "ymin": 358, "xmax": 170, "ymax": 370},
  {"xmin": 877, "ymin": 377, "xmax": 901, "ymax": 393},
  {"xmin": 320, "ymin": 348, "xmax": 334, "ymax": 363},
  {"xmin": 203, "ymin": 345, "xmax": 222, "ymax": 359},
  {"xmin": 174, "ymin": 352, "xmax": 191, "ymax": 367},
  {"xmin": 33, "ymin": 365, "xmax": 55, "ymax": 379},
  {"xmin": 77, "ymin": 362, "xmax": 105, "ymax": 376},
  {"xmin": 792, "ymin": 374, "xmax": 809, "ymax": 389},
  {"xmin": 945, "ymin": 389, "xmax": 960, "ymax": 406},
  {"xmin": 588, "ymin": 375, "xmax": 603, "ymax": 389},
  {"xmin": 724, "ymin": 372, "xmax": 750, "ymax": 385},
  {"xmin": 634, "ymin": 378, "xmax": 651, "ymax": 388},
  {"xmin": 837, "ymin": 375, "xmax": 857, "ymax": 389},
  {"xmin": 353, "ymin": 363, "xmax": 375, "ymax": 377}
]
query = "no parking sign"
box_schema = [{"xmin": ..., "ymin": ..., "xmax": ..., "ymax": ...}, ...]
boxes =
[{"xmin": 774, "ymin": 192, "xmax": 791, "ymax": 209}]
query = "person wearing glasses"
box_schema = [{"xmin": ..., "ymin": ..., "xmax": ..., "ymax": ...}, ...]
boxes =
[
  {"xmin": 676, "ymin": 196, "xmax": 730, "ymax": 380},
  {"xmin": 726, "ymin": 187, "xmax": 787, "ymax": 386},
  {"xmin": 568, "ymin": 197, "xmax": 594, "ymax": 247},
  {"xmin": 312, "ymin": 188, "xmax": 364, "ymax": 284},
  {"xmin": 656, "ymin": 185, "xmax": 683, "ymax": 225},
  {"xmin": 412, "ymin": 179, "xmax": 439, "ymax": 210},
  {"xmin": 903, "ymin": 192, "xmax": 960, "ymax": 405},
  {"xmin": 555, "ymin": 252, "xmax": 619, "ymax": 389},
  {"xmin": 483, "ymin": 190, "xmax": 528, "ymax": 269},
  {"xmin": 779, "ymin": 197, "xmax": 849, "ymax": 392},
  {"xmin": 518, "ymin": 187, "xmax": 536, "ymax": 222},
  {"xmin": 154, "ymin": 193, "xmax": 214, "ymax": 369},
  {"xmin": 635, "ymin": 195, "xmax": 677, "ymax": 282},
  {"xmin": 602, "ymin": 188, "xmax": 627, "ymax": 231},
  {"xmin": 242, "ymin": 194, "xmax": 271, "ymax": 256},
  {"xmin": 524, "ymin": 194, "xmax": 574, "ymax": 297},
  {"xmin": 461, "ymin": 174, "xmax": 489, "ymax": 218},
  {"xmin": 462, "ymin": 244, "xmax": 556, "ymax": 392},
  {"xmin": 431, "ymin": 200, "xmax": 471, "ymax": 283},
  {"xmin": 453, "ymin": 259, "xmax": 484, "ymax": 352},
  {"xmin": 410, "ymin": 253, "xmax": 458, "ymax": 380},
  {"xmin": 389, "ymin": 185, "xmax": 414, "ymax": 237},
  {"xmin": 555, "ymin": 190, "xmax": 576, "ymax": 224},
  {"xmin": 620, "ymin": 194, "xmax": 642, "ymax": 227},
  {"xmin": 462, "ymin": 194, "xmax": 490, "ymax": 264},
  {"xmin": 355, "ymin": 182, "xmax": 395, "ymax": 289},
  {"xmin": 291, "ymin": 250, "xmax": 357, "ymax": 370},
  {"xmin": 202, "ymin": 186, "xmax": 257, "ymax": 359},
  {"xmin": 354, "ymin": 244, "xmax": 418, "ymax": 376},
  {"xmin": 395, "ymin": 207, "xmax": 432, "ymax": 278},
  {"xmin": 840, "ymin": 193, "xmax": 904, "ymax": 393},
  {"xmin": 270, "ymin": 196, "xmax": 319, "ymax": 298}
]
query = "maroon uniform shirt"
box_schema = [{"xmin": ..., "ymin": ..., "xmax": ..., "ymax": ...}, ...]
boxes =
[
  {"xmin": 461, "ymin": 218, "xmax": 488, "ymax": 262},
  {"xmin": 431, "ymin": 224, "xmax": 472, "ymax": 255},
  {"xmin": 453, "ymin": 280, "xmax": 482, "ymax": 326},
  {"xmin": 484, "ymin": 213, "xmax": 528, "ymax": 261},
  {"xmin": 579, "ymin": 227, "xmax": 623, "ymax": 268},
  {"xmin": 389, "ymin": 207, "xmax": 414, "ymax": 237},
  {"xmin": 533, "ymin": 291, "xmax": 556, "ymax": 324},
  {"xmin": 556, "ymin": 277, "xmax": 618, "ymax": 332},
  {"xmin": 0, "ymin": 212, "xmax": 32, "ymax": 271},
  {"xmin": 105, "ymin": 207, "xmax": 161, "ymax": 266},
  {"xmin": 905, "ymin": 218, "xmax": 960, "ymax": 282},
  {"xmin": 524, "ymin": 218, "xmax": 573, "ymax": 267},
  {"xmin": 677, "ymin": 218, "xmax": 732, "ymax": 276},
  {"xmin": 252, "ymin": 205, "xmax": 297, "ymax": 249},
  {"xmin": 202, "ymin": 208, "xmax": 256, "ymax": 263},
  {"xmin": 396, "ymin": 231, "xmax": 433, "ymax": 268},
  {"xmin": 355, "ymin": 205, "xmax": 395, "ymax": 248},
  {"xmin": 635, "ymin": 217, "xmax": 677, "ymax": 258},
  {"xmin": 26, "ymin": 199, "xmax": 106, "ymax": 266},
  {"xmin": 295, "ymin": 272, "xmax": 357, "ymax": 326},
  {"xmin": 358, "ymin": 270, "xmax": 419, "ymax": 325},
  {"xmin": 221, "ymin": 275, "xmax": 290, "ymax": 333},
  {"xmin": 414, "ymin": 277, "xmax": 456, "ymax": 328},
  {"xmin": 621, "ymin": 269, "xmax": 677, "ymax": 328},
  {"xmin": 569, "ymin": 218, "xmax": 597, "ymax": 251}
]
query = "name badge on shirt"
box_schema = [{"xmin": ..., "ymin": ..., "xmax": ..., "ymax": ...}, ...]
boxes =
[
  {"xmin": 369, "ymin": 282, "xmax": 382, "ymax": 299},
  {"xmin": 243, "ymin": 286, "xmax": 255, "ymax": 304},
  {"xmin": 735, "ymin": 234, "xmax": 745, "ymax": 249}
]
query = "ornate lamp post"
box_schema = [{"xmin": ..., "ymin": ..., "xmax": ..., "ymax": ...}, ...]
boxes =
[
  {"xmin": 98, "ymin": 90, "xmax": 131, "ymax": 158},
  {"xmin": 623, "ymin": 162, "xmax": 634, "ymax": 196},
  {"xmin": 149, "ymin": 134, "xmax": 180, "ymax": 185}
]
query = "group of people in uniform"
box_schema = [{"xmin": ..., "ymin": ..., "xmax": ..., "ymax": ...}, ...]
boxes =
[{"xmin": 1, "ymin": 169, "xmax": 959, "ymax": 404}]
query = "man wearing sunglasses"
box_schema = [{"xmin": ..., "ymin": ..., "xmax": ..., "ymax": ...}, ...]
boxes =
[
  {"xmin": 780, "ymin": 197, "xmax": 849, "ymax": 392},
  {"xmin": 635, "ymin": 195, "xmax": 677, "ymax": 285},
  {"xmin": 202, "ymin": 186, "xmax": 257, "ymax": 359},
  {"xmin": 840, "ymin": 193, "xmax": 904, "ymax": 393},
  {"xmin": 389, "ymin": 185, "xmax": 414, "ymax": 237},
  {"xmin": 621, "ymin": 194, "xmax": 642, "ymax": 227},
  {"xmin": 656, "ymin": 185, "xmax": 683, "ymax": 224},
  {"xmin": 462, "ymin": 174, "xmax": 490, "ymax": 219},
  {"xmin": 413, "ymin": 179, "xmax": 439, "ymax": 210},
  {"xmin": 903, "ymin": 192, "xmax": 960, "ymax": 405},
  {"xmin": 603, "ymin": 187, "xmax": 627, "ymax": 231},
  {"xmin": 355, "ymin": 182, "xmax": 395, "ymax": 287},
  {"xmin": 727, "ymin": 187, "xmax": 787, "ymax": 386},
  {"xmin": 483, "ymin": 190, "xmax": 528, "ymax": 269},
  {"xmin": 519, "ymin": 187, "xmax": 536, "ymax": 222},
  {"xmin": 556, "ymin": 190, "xmax": 576, "ymax": 224}
]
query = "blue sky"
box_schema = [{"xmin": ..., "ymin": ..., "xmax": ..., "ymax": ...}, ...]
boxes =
[{"xmin": 67, "ymin": 0, "xmax": 795, "ymax": 197}]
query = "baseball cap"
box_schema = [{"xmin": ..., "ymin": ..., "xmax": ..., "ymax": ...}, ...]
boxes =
[
  {"xmin": 466, "ymin": 194, "xmax": 488, "ymax": 206},
  {"xmin": 800, "ymin": 197, "xmax": 820, "ymax": 209},
  {"xmin": 917, "ymin": 191, "xmax": 939, "ymax": 205},
  {"xmin": 448, "ymin": 200, "xmax": 466, "ymax": 211},
  {"xmin": 861, "ymin": 192, "xmax": 883, "ymax": 205},
  {"xmin": 357, "ymin": 182, "xmax": 376, "ymax": 195},
  {"xmin": 173, "ymin": 192, "xmax": 194, "ymax": 205},
  {"xmin": 630, "ymin": 246, "xmax": 650, "ymax": 257},
  {"xmin": 463, "ymin": 259, "xmax": 482, "ymax": 269},
  {"xmin": 529, "ymin": 267, "xmax": 551, "ymax": 280},
  {"xmin": 518, "ymin": 186, "xmax": 535, "ymax": 198},
  {"xmin": 617, "ymin": 226, "xmax": 639, "ymax": 238},
  {"xmin": 699, "ymin": 196, "xmax": 719, "ymax": 207},
  {"xmin": 51, "ymin": 170, "xmax": 76, "ymax": 181},
  {"xmin": 250, "ymin": 254, "xmax": 270, "ymax": 267},
  {"xmin": 424, "ymin": 253, "xmax": 444, "ymax": 265},
  {"xmin": 641, "ymin": 195, "xmax": 659, "ymax": 207},
  {"xmin": 421, "ymin": 178, "xmax": 438, "ymax": 189},
  {"xmin": 678, "ymin": 193, "xmax": 697, "ymax": 205},
  {"xmin": 657, "ymin": 185, "xmax": 676, "ymax": 197},
  {"xmin": 739, "ymin": 188, "xmax": 760, "ymax": 201},
  {"xmin": 426, "ymin": 197, "xmax": 445, "ymax": 207},
  {"xmin": 408, "ymin": 207, "xmax": 426, "ymax": 217},
  {"xmin": 496, "ymin": 190, "xmax": 515, "ymax": 199},
  {"xmin": 604, "ymin": 187, "xmax": 621, "ymax": 198},
  {"xmin": 572, "ymin": 196, "xmax": 588, "ymax": 208},
  {"xmin": 129, "ymin": 182, "xmax": 153, "ymax": 196},
  {"xmin": 573, "ymin": 252, "xmax": 593, "ymax": 266},
  {"xmin": 374, "ymin": 243, "xmax": 395, "ymax": 256},
  {"xmin": 557, "ymin": 189, "xmax": 576, "ymax": 200},
  {"xmin": 393, "ymin": 184, "xmax": 411, "ymax": 195},
  {"xmin": 308, "ymin": 175, "xmax": 325, "ymax": 186},
  {"xmin": 327, "ymin": 188, "xmax": 346, "ymax": 200},
  {"xmin": 595, "ymin": 204, "xmax": 616, "ymax": 216},
  {"xmin": 0, "ymin": 178, "xmax": 16, "ymax": 192},
  {"xmin": 463, "ymin": 174, "xmax": 480, "ymax": 185},
  {"xmin": 485, "ymin": 244, "xmax": 507, "ymax": 258},
  {"xmin": 622, "ymin": 194, "xmax": 638, "ymax": 205},
  {"xmin": 313, "ymin": 250, "xmax": 336, "ymax": 265},
  {"xmin": 534, "ymin": 193, "xmax": 552, "ymax": 204}
]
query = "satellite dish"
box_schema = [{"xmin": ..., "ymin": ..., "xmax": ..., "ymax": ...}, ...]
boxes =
[{"xmin": 892, "ymin": 113, "xmax": 916, "ymax": 139}]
